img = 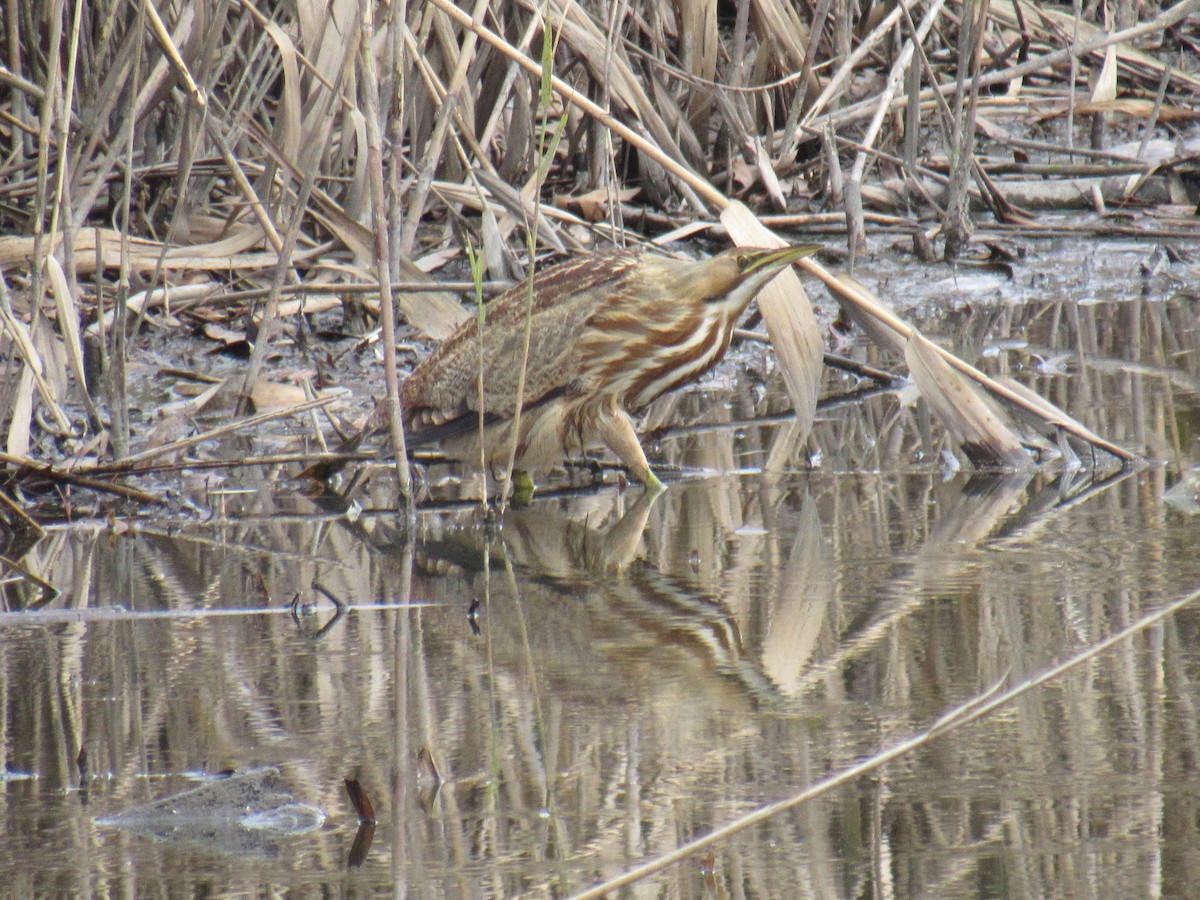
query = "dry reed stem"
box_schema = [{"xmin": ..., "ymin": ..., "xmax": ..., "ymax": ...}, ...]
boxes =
[
  {"xmin": 360, "ymin": 1, "xmax": 411, "ymax": 499},
  {"xmin": 398, "ymin": 0, "xmax": 488, "ymax": 259},
  {"xmin": 428, "ymin": 0, "xmax": 718, "ymax": 209}
]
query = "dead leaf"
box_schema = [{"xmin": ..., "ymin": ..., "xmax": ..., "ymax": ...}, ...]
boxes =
[
  {"xmin": 752, "ymin": 138, "xmax": 787, "ymax": 211},
  {"xmin": 905, "ymin": 330, "xmax": 1030, "ymax": 469},
  {"xmin": 202, "ymin": 323, "xmax": 247, "ymax": 346},
  {"xmin": 719, "ymin": 202, "xmax": 824, "ymax": 441},
  {"xmin": 554, "ymin": 186, "xmax": 640, "ymax": 222},
  {"xmin": 1091, "ymin": 44, "xmax": 1119, "ymax": 103},
  {"xmin": 44, "ymin": 255, "xmax": 92, "ymax": 413},
  {"xmin": 414, "ymin": 248, "xmax": 460, "ymax": 273},
  {"xmin": 6, "ymin": 368, "xmax": 33, "ymax": 457},
  {"xmin": 251, "ymin": 381, "xmax": 309, "ymax": 411}
]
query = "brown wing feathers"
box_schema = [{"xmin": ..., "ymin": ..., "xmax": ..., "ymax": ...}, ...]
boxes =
[{"xmin": 402, "ymin": 248, "xmax": 644, "ymax": 438}]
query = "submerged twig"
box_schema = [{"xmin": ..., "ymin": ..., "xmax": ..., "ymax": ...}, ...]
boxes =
[
  {"xmin": 90, "ymin": 395, "xmax": 339, "ymax": 474},
  {"xmin": 0, "ymin": 451, "xmax": 166, "ymax": 505}
]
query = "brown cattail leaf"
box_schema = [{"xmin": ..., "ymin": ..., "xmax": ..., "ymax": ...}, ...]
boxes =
[
  {"xmin": 993, "ymin": 376, "xmax": 1100, "ymax": 455},
  {"xmin": 672, "ymin": 0, "xmax": 715, "ymax": 141},
  {"xmin": 0, "ymin": 228, "xmax": 309, "ymax": 275},
  {"xmin": 803, "ymin": 258, "xmax": 1132, "ymax": 462},
  {"xmin": 305, "ymin": 205, "xmax": 468, "ymax": 341},
  {"xmin": 296, "ymin": 0, "xmax": 357, "ymax": 91},
  {"xmin": 653, "ymin": 220, "xmax": 714, "ymax": 245},
  {"xmin": 763, "ymin": 417, "xmax": 805, "ymax": 474},
  {"xmin": 989, "ymin": 1, "xmax": 1200, "ymax": 95},
  {"xmin": 344, "ymin": 776, "xmax": 376, "ymax": 824},
  {"xmin": 752, "ymin": 138, "xmax": 787, "ymax": 212},
  {"xmin": 6, "ymin": 368, "xmax": 33, "ymax": 458},
  {"xmin": 648, "ymin": 75, "xmax": 706, "ymax": 165},
  {"xmin": 746, "ymin": 0, "xmax": 810, "ymax": 70},
  {"xmin": 1090, "ymin": 44, "xmax": 1119, "ymax": 103},
  {"xmin": 144, "ymin": 378, "xmax": 232, "ymax": 450},
  {"xmin": 273, "ymin": 296, "xmax": 343, "ymax": 319},
  {"xmin": 720, "ymin": 202, "xmax": 824, "ymax": 441},
  {"xmin": 32, "ymin": 317, "xmax": 69, "ymax": 413},
  {"xmin": 676, "ymin": 0, "xmax": 718, "ymax": 100},
  {"xmin": 0, "ymin": 308, "xmax": 69, "ymax": 433},
  {"xmin": 183, "ymin": 224, "xmax": 270, "ymax": 259},
  {"xmin": 305, "ymin": 203, "xmax": 373, "ymax": 261},
  {"xmin": 545, "ymin": 0, "xmax": 691, "ymax": 167},
  {"xmin": 905, "ymin": 330, "xmax": 1031, "ymax": 469},
  {"xmin": 261, "ymin": 21, "xmax": 303, "ymax": 167},
  {"xmin": 474, "ymin": 169, "xmax": 567, "ymax": 253},
  {"xmin": 43, "ymin": 258, "xmax": 90, "ymax": 412},
  {"xmin": 342, "ymin": 108, "xmax": 369, "ymax": 221},
  {"xmin": 479, "ymin": 203, "xmax": 509, "ymax": 282},
  {"xmin": 387, "ymin": 274, "xmax": 473, "ymax": 342},
  {"xmin": 820, "ymin": 271, "xmax": 907, "ymax": 356},
  {"xmin": 921, "ymin": 473, "xmax": 1035, "ymax": 553}
]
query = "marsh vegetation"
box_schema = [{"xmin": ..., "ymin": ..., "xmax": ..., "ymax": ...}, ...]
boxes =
[{"xmin": 1, "ymin": 0, "xmax": 1199, "ymax": 895}]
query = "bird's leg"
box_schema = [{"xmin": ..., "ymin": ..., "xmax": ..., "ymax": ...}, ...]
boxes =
[{"xmin": 596, "ymin": 407, "xmax": 665, "ymax": 494}]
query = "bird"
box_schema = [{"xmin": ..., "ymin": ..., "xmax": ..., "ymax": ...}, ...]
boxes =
[{"xmin": 401, "ymin": 243, "xmax": 820, "ymax": 493}]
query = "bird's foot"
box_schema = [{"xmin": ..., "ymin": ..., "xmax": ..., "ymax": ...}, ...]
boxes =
[
  {"xmin": 640, "ymin": 468, "xmax": 666, "ymax": 497},
  {"xmin": 510, "ymin": 470, "xmax": 537, "ymax": 507}
]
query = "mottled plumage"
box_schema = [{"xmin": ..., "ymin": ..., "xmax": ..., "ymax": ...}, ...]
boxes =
[{"xmin": 401, "ymin": 244, "xmax": 818, "ymax": 489}]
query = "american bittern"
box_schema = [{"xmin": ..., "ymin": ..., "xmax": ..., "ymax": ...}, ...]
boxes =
[{"xmin": 402, "ymin": 244, "xmax": 819, "ymax": 491}]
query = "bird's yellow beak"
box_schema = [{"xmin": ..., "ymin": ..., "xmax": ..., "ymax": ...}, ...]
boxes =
[{"xmin": 738, "ymin": 244, "xmax": 821, "ymax": 276}]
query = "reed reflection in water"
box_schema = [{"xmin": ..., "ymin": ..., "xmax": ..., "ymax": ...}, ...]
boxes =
[{"xmin": 3, "ymin": 461, "xmax": 1200, "ymax": 896}]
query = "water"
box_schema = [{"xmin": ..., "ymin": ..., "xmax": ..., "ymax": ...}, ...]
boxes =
[{"xmin": 3, "ymin": 240, "xmax": 1200, "ymax": 897}]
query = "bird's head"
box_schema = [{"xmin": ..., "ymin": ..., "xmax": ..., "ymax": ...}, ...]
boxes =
[{"xmin": 671, "ymin": 244, "xmax": 821, "ymax": 312}]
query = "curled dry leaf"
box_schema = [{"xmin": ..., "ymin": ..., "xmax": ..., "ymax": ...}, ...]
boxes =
[
  {"xmin": 250, "ymin": 381, "xmax": 310, "ymax": 412},
  {"xmin": 719, "ymin": 201, "xmax": 824, "ymax": 442},
  {"xmin": 262, "ymin": 21, "xmax": 303, "ymax": 163},
  {"xmin": 43, "ymin": 256, "xmax": 92, "ymax": 415},
  {"xmin": 343, "ymin": 776, "xmax": 376, "ymax": 825},
  {"xmin": 905, "ymin": 330, "xmax": 1031, "ymax": 469},
  {"xmin": 201, "ymin": 323, "xmax": 250, "ymax": 349},
  {"xmin": 554, "ymin": 186, "xmax": 640, "ymax": 222},
  {"xmin": 6, "ymin": 368, "xmax": 34, "ymax": 458}
]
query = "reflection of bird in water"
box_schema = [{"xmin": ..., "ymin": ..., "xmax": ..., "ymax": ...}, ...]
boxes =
[
  {"xmin": 412, "ymin": 491, "xmax": 783, "ymax": 708},
  {"xmin": 401, "ymin": 244, "xmax": 819, "ymax": 492}
]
